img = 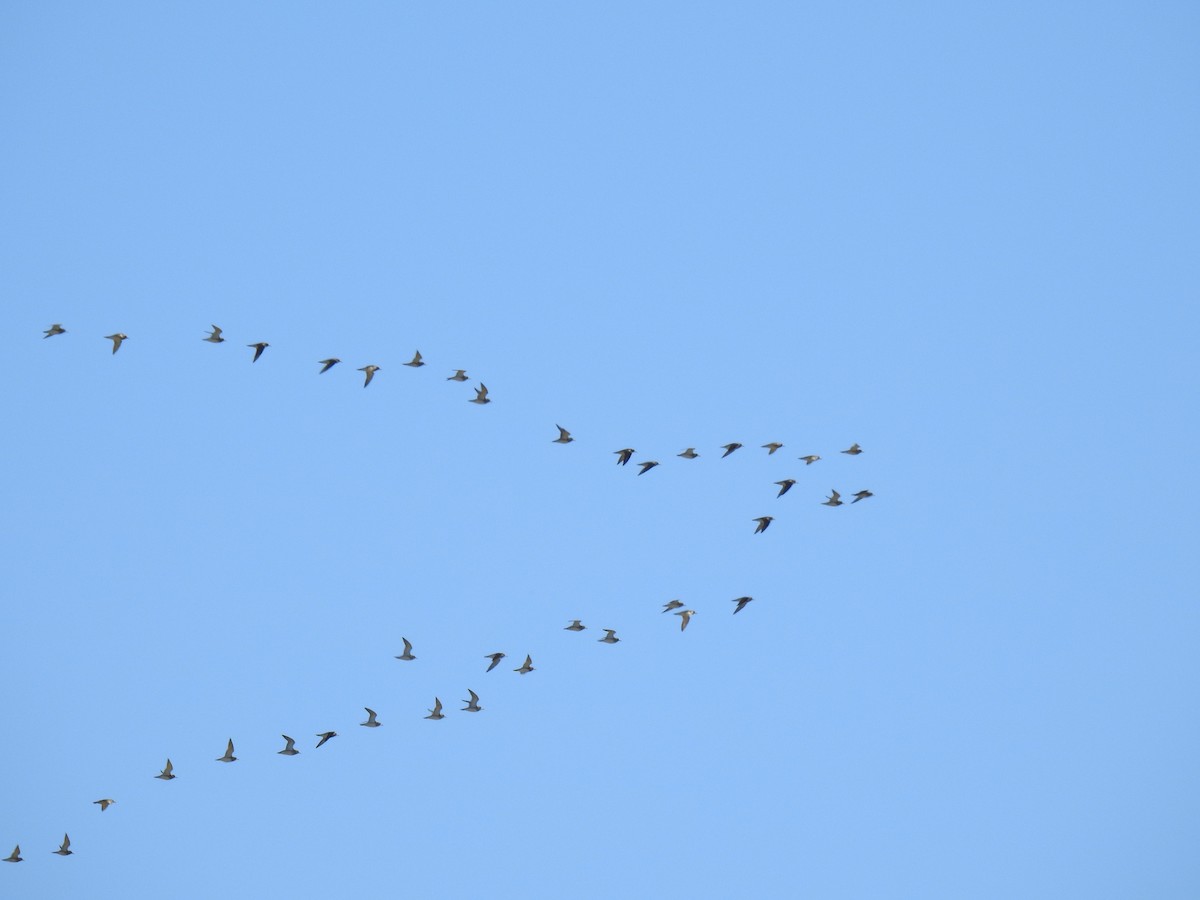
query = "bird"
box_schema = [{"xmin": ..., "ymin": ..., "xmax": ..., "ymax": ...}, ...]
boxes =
[
  {"xmin": 762, "ymin": 442, "xmax": 784, "ymax": 454},
  {"xmin": 277, "ymin": 735, "xmax": 299, "ymax": 756},
  {"xmin": 565, "ymin": 620, "xmax": 586, "ymax": 631},
  {"xmin": 315, "ymin": 732, "xmax": 337, "ymax": 748},
  {"xmin": 753, "ymin": 516, "xmax": 774, "ymax": 534},
  {"xmin": 614, "ymin": 448, "xmax": 635, "ymax": 466},
  {"xmin": 514, "ymin": 654, "xmax": 535, "ymax": 674},
  {"xmin": 675, "ymin": 609, "xmax": 695, "ymax": 631},
  {"xmin": 721, "ymin": 443, "xmax": 742, "ymax": 458},
  {"xmin": 4, "ymin": 846, "xmax": 21, "ymax": 863},
  {"xmin": 799, "ymin": 455, "xmax": 820, "ymax": 465},
  {"xmin": 43, "ymin": 323, "xmax": 66, "ymax": 338},
  {"xmin": 662, "ymin": 599, "xmax": 684, "ymax": 613},
  {"xmin": 732, "ymin": 596, "xmax": 754, "ymax": 614},
  {"xmin": 553, "ymin": 425, "xmax": 574, "ymax": 444},
  {"xmin": 851, "ymin": 490, "xmax": 873, "ymax": 503},
  {"xmin": 425, "ymin": 698, "xmax": 445, "ymax": 720},
  {"xmin": 678, "ymin": 448, "xmax": 700, "ymax": 459},
  {"xmin": 461, "ymin": 690, "xmax": 482, "ymax": 712},
  {"xmin": 822, "ymin": 490, "xmax": 843, "ymax": 507},
  {"xmin": 155, "ymin": 759, "xmax": 175, "ymax": 780},
  {"xmin": 358, "ymin": 364, "xmax": 380, "ymax": 387},
  {"xmin": 637, "ymin": 460, "xmax": 660, "ymax": 476},
  {"xmin": 842, "ymin": 443, "xmax": 863, "ymax": 455},
  {"xmin": 775, "ymin": 479, "xmax": 796, "ymax": 497},
  {"xmin": 52, "ymin": 834, "xmax": 72, "ymax": 857},
  {"xmin": 395, "ymin": 637, "xmax": 416, "ymax": 661},
  {"xmin": 317, "ymin": 358, "xmax": 340, "ymax": 373},
  {"xmin": 448, "ymin": 369, "xmax": 468, "ymax": 381},
  {"xmin": 202, "ymin": 325, "xmax": 224, "ymax": 343},
  {"xmin": 404, "ymin": 350, "xmax": 425, "ymax": 368},
  {"xmin": 361, "ymin": 708, "xmax": 381, "ymax": 728},
  {"xmin": 93, "ymin": 799, "xmax": 116, "ymax": 812},
  {"xmin": 215, "ymin": 739, "xmax": 237, "ymax": 763},
  {"xmin": 104, "ymin": 333, "xmax": 128, "ymax": 354},
  {"xmin": 598, "ymin": 629, "xmax": 620, "ymax": 644},
  {"xmin": 484, "ymin": 652, "xmax": 506, "ymax": 672},
  {"xmin": 470, "ymin": 383, "xmax": 491, "ymax": 404},
  {"xmin": 247, "ymin": 342, "xmax": 268, "ymax": 362}
]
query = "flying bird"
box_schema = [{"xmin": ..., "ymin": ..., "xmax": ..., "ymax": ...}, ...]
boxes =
[
  {"xmin": 484, "ymin": 652, "xmax": 506, "ymax": 672},
  {"xmin": 317, "ymin": 358, "xmax": 340, "ymax": 373},
  {"xmin": 470, "ymin": 384, "xmax": 491, "ymax": 404},
  {"xmin": 678, "ymin": 448, "xmax": 700, "ymax": 459},
  {"xmin": 841, "ymin": 443, "xmax": 863, "ymax": 455},
  {"xmin": 3, "ymin": 846, "xmax": 21, "ymax": 863},
  {"xmin": 52, "ymin": 835, "xmax": 72, "ymax": 857},
  {"xmin": 553, "ymin": 425, "xmax": 574, "ymax": 444},
  {"xmin": 93, "ymin": 799, "xmax": 115, "ymax": 812},
  {"xmin": 637, "ymin": 460, "xmax": 660, "ymax": 476},
  {"xmin": 614, "ymin": 448, "xmax": 635, "ymax": 466},
  {"xmin": 753, "ymin": 516, "xmax": 774, "ymax": 534},
  {"xmin": 155, "ymin": 759, "xmax": 175, "ymax": 780},
  {"xmin": 315, "ymin": 732, "xmax": 337, "ymax": 748},
  {"xmin": 851, "ymin": 490, "xmax": 873, "ymax": 503},
  {"xmin": 395, "ymin": 637, "xmax": 416, "ymax": 661},
  {"xmin": 425, "ymin": 698, "xmax": 445, "ymax": 720},
  {"xmin": 43, "ymin": 323, "xmax": 66, "ymax": 338},
  {"xmin": 361, "ymin": 708, "xmax": 381, "ymax": 728},
  {"xmin": 598, "ymin": 629, "xmax": 620, "ymax": 644},
  {"xmin": 675, "ymin": 609, "xmax": 695, "ymax": 631},
  {"xmin": 721, "ymin": 443, "xmax": 743, "ymax": 458},
  {"xmin": 247, "ymin": 342, "xmax": 268, "ymax": 362},
  {"xmin": 215, "ymin": 739, "xmax": 237, "ymax": 763},
  {"xmin": 358, "ymin": 364, "xmax": 380, "ymax": 387},
  {"xmin": 448, "ymin": 369, "xmax": 468, "ymax": 381},
  {"xmin": 799, "ymin": 455, "xmax": 821, "ymax": 465},
  {"xmin": 662, "ymin": 599, "xmax": 684, "ymax": 613},
  {"xmin": 564, "ymin": 620, "xmax": 586, "ymax": 631},
  {"xmin": 732, "ymin": 596, "xmax": 754, "ymax": 614},
  {"xmin": 277, "ymin": 735, "xmax": 299, "ymax": 756},
  {"xmin": 762, "ymin": 442, "xmax": 784, "ymax": 454},
  {"xmin": 461, "ymin": 690, "xmax": 482, "ymax": 712},
  {"xmin": 104, "ymin": 333, "xmax": 128, "ymax": 354},
  {"xmin": 514, "ymin": 654, "xmax": 535, "ymax": 674},
  {"xmin": 775, "ymin": 479, "xmax": 796, "ymax": 497},
  {"xmin": 404, "ymin": 350, "xmax": 425, "ymax": 368},
  {"xmin": 822, "ymin": 490, "xmax": 843, "ymax": 507},
  {"xmin": 203, "ymin": 325, "xmax": 224, "ymax": 343}
]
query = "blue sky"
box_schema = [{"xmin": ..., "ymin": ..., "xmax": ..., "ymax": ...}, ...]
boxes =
[{"xmin": 2, "ymin": 2, "xmax": 1198, "ymax": 897}]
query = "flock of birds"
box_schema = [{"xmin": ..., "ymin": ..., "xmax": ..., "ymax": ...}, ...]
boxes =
[{"xmin": 8, "ymin": 321, "xmax": 877, "ymax": 866}]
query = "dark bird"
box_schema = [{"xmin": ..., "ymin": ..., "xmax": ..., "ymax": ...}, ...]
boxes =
[
  {"xmin": 247, "ymin": 342, "xmax": 268, "ymax": 362},
  {"xmin": 317, "ymin": 358, "xmax": 340, "ymax": 373},
  {"xmin": 662, "ymin": 599, "xmax": 684, "ymax": 613},
  {"xmin": 315, "ymin": 732, "xmax": 337, "ymax": 749},
  {"xmin": 598, "ymin": 629, "xmax": 620, "ymax": 644},
  {"xmin": 565, "ymin": 620, "xmax": 586, "ymax": 631},
  {"xmin": 404, "ymin": 350, "xmax": 425, "ymax": 368},
  {"xmin": 358, "ymin": 364, "xmax": 380, "ymax": 387},
  {"xmin": 775, "ymin": 479, "xmax": 796, "ymax": 497},
  {"xmin": 514, "ymin": 654, "xmax": 535, "ymax": 674},
  {"xmin": 614, "ymin": 448, "xmax": 635, "ymax": 466},
  {"xmin": 822, "ymin": 490, "xmax": 843, "ymax": 507},
  {"xmin": 553, "ymin": 425, "xmax": 574, "ymax": 444},
  {"xmin": 721, "ymin": 443, "xmax": 742, "ymax": 458},
  {"xmin": 799, "ymin": 455, "xmax": 820, "ymax": 465},
  {"xmin": 851, "ymin": 490, "xmax": 873, "ymax": 503},
  {"xmin": 52, "ymin": 835, "xmax": 72, "ymax": 857},
  {"xmin": 215, "ymin": 739, "xmax": 237, "ymax": 763},
  {"xmin": 105, "ymin": 333, "xmax": 128, "ymax": 354},
  {"xmin": 277, "ymin": 735, "xmax": 299, "ymax": 756},
  {"xmin": 678, "ymin": 448, "xmax": 700, "ymax": 459},
  {"xmin": 841, "ymin": 443, "xmax": 863, "ymax": 455},
  {"xmin": 203, "ymin": 325, "xmax": 224, "ymax": 343},
  {"xmin": 3, "ymin": 846, "xmax": 21, "ymax": 863},
  {"xmin": 44, "ymin": 323, "xmax": 66, "ymax": 338},
  {"xmin": 675, "ymin": 609, "xmax": 695, "ymax": 631},
  {"xmin": 637, "ymin": 460, "xmax": 660, "ymax": 476},
  {"xmin": 93, "ymin": 799, "xmax": 116, "ymax": 812},
  {"xmin": 470, "ymin": 383, "xmax": 491, "ymax": 404},
  {"xmin": 753, "ymin": 516, "xmax": 774, "ymax": 534},
  {"xmin": 425, "ymin": 698, "xmax": 445, "ymax": 720},
  {"xmin": 485, "ymin": 652, "xmax": 506, "ymax": 672},
  {"xmin": 395, "ymin": 637, "xmax": 416, "ymax": 661},
  {"xmin": 448, "ymin": 369, "xmax": 468, "ymax": 381},
  {"xmin": 155, "ymin": 759, "xmax": 175, "ymax": 780},
  {"xmin": 762, "ymin": 442, "xmax": 784, "ymax": 454},
  {"xmin": 361, "ymin": 708, "xmax": 381, "ymax": 728},
  {"xmin": 732, "ymin": 596, "xmax": 754, "ymax": 614},
  {"xmin": 461, "ymin": 690, "xmax": 482, "ymax": 712}
]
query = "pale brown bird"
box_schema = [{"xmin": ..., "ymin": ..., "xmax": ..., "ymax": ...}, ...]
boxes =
[
  {"xmin": 247, "ymin": 342, "xmax": 268, "ymax": 362},
  {"xmin": 553, "ymin": 425, "xmax": 574, "ymax": 444},
  {"xmin": 425, "ymin": 698, "xmax": 445, "ymax": 720},
  {"xmin": 461, "ymin": 690, "xmax": 482, "ymax": 712},
  {"xmin": 43, "ymin": 323, "xmax": 66, "ymax": 338},
  {"xmin": 678, "ymin": 448, "xmax": 700, "ymax": 459},
  {"xmin": 395, "ymin": 637, "xmax": 416, "ymax": 661},
  {"xmin": 851, "ymin": 490, "xmax": 873, "ymax": 503},
  {"xmin": 203, "ymin": 325, "xmax": 224, "ymax": 343},
  {"xmin": 598, "ymin": 629, "xmax": 620, "ymax": 644},
  {"xmin": 93, "ymin": 799, "xmax": 116, "ymax": 811},
  {"xmin": 404, "ymin": 350, "xmax": 425, "ymax": 368},
  {"xmin": 732, "ymin": 596, "xmax": 754, "ymax": 614},
  {"xmin": 215, "ymin": 739, "xmax": 237, "ymax": 763},
  {"xmin": 675, "ymin": 609, "xmax": 695, "ymax": 631},
  {"xmin": 662, "ymin": 599, "xmax": 684, "ymax": 613},
  {"xmin": 775, "ymin": 479, "xmax": 796, "ymax": 497},
  {"xmin": 155, "ymin": 759, "xmax": 175, "ymax": 780},
  {"xmin": 361, "ymin": 708, "xmax": 381, "ymax": 727},
  {"xmin": 721, "ymin": 443, "xmax": 743, "ymax": 458},
  {"xmin": 753, "ymin": 516, "xmax": 774, "ymax": 534},
  {"xmin": 637, "ymin": 460, "xmax": 660, "ymax": 475},
  {"xmin": 52, "ymin": 835, "xmax": 72, "ymax": 857},
  {"xmin": 470, "ymin": 383, "xmax": 491, "ymax": 404},
  {"xmin": 514, "ymin": 654, "xmax": 535, "ymax": 674},
  {"xmin": 565, "ymin": 620, "xmax": 586, "ymax": 631},
  {"xmin": 448, "ymin": 369, "xmax": 468, "ymax": 381},
  {"xmin": 822, "ymin": 490, "xmax": 843, "ymax": 507},
  {"xmin": 799, "ymin": 455, "xmax": 820, "ymax": 465},
  {"xmin": 614, "ymin": 448, "xmax": 635, "ymax": 466},
  {"xmin": 3, "ymin": 846, "xmax": 21, "ymax": 863},
  {"xmin": 485, "ymin": 652, "xmax": 506, "ymax": 672},
  {"xmin": 318, "ymin": 358, "xmax": 340, "ymax": 373},
  {"xmin": 105, "ymin": 333, "xmax": 128, "ymax": 354},
  {"xmin": 358, "ymin": 364, "xmax": 380, "ymax": 387},
  {"xmin": 315, "ymin": 732, "xmax": 337, "ymax": 748},
  {"xmin": 842, "ymin": 444, "xmax": 863, "ymax": 455},
  {"xmin": 277, "ymin": 735, "xmax": 299, "ymax": 756},
  {"xmin": 762, "ymin": 442, "xmax": 784, "ymax": 454}
]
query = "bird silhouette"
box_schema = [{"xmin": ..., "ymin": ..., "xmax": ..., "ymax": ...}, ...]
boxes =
[
  {"xmin": 637, "ymin": 460, "xmax": 660, "ymax": 475},
  {"xmin": 358, "ymin": 364, "xmax": 380, "ymax": 387},
  {"xmin": 678, "ymin": 448, "xmax": 700, "ymax": 459},
  {"xmin": 675, "ymin": 609, "xmax": 695, "ymax": 631},
  {"xmin": 470, "ymin": 384, "xmax": 491, "ymax": 404},
  {"xmin": 93, "ymin": 799, "xmax": 116, "ymax": 811},
  {"xmin": 732, "ymin": 596, "xmax": 754, "ymax": 614},
  {"xmin": 315, "ymin": 732, "xmax": 337, "ymax": 748},
  {"xmin": 395, "ymin": 637, "xmax": 416, "ymax": 661},
  {"xmin": 753, "ymin": 516, "xmax": 774, "ymax": 534},
  {"xmin": 43, "ymin": 323, "xmax": 66, "ymax": 338},
  {"xmin": 155, "ymin": 759, "xmax": 175, "ymax": 780},
  {"xmin": 721, "ymin": 443, "xmax": 742, "ymax": 457},
  {"xmin": 851, "ymin": 490, "xmax": 873, "ymax": 503},
  {"xmin": 215, "ymin": 739, "xmax": 237, "ymax": 763},
  {"xmin": 448, "ymin": 369, "xmax": 468, "ymax": 381},
  {"xmin": 52, "ymin": 835, "xmax": 72, "ymax": 857},
  {"xmin": 799, "ymin": 455, "xmax": 821, "ymax": 465},
  {"xmin": 775, "ymin": 479, "xmax": 796, "ymax": 497},
  {"xmin": 514, "ymin": 654, "xmax": 535, "ymax": 674},
  {"xmin": 598, "ymin": 629, "xmax": 620, "ymax": 644},
  {"xmin": 247, "ymin": 342, "xmax": 268, "ymax": 362},
  {"xmin": 484, "ymin": 652, "xmax": 506, "ymax": 672},
  {"xmin": 762, "ymin": 442, "xmax": 783, "ymax": 454},
  {"xmin": 822, "ymin": 490, "xmax": 843, "ymax": 507},
  {"xmin": 553, "ymin": 425, "xmax": 574, "ymax": 444},
  {"xmin": 841, "ymin": 443, "xmax": 863, "ymax": 455},
  {"xmin": 317, "ymin": 358, "xmax": 340, "ymax": 374},
  {"xmin": 565, "ymin": 620, "xmax": 586, "ymax": 631},
  {"xmin": 104, "ymin": 333, "xmax": 128, "ymax": 354},
  {"xmin": 278, "ymin": 735, "xmax": 299, "ymax": 756},
  {"xmin": 203, "ymin": 325, "xmax": 224, "ymax": 343},
  {"xmin": 614, "ymin": 448, "xmax": 635, "ymax": 466},
  {"xmin": 404, "ymin": 350, "xmax": 425, "ymax": 368},
  {"xmin": 361, "ymin": 708, "xmax": 381, "ymax": 727},
  {"xmin": 461, "ymin": 690, "xmax": 482, "ymax": 712},
  {"xmin": 4, "ymin": 846, "xmax": 21, "ymax": 863},
  {"xmin": 662, "ymin": 599, "xmax": 684, "ymax": 613},
  {"xmin": 425, "ymin": 698, "xmax": 445, "ymax": 720}
]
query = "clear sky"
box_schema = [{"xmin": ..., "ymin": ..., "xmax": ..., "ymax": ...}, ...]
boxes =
[{"xmin": 2, "ymin": 2, "xmax": 1198, "ymax": 898}]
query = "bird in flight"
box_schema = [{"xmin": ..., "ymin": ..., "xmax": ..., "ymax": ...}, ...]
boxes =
[
  {"xmin": 470, "ymin": 383, "xmax": 491, "ymax": 404},
  {"xmin": 762, "ymin": 442, "xmax": 784, "ymax": 454},
  {"xmin": 155, "ymin": 759, "xmax": 175, "ymax": 780},
  {"xmin": 841, "ymin": 443, "xmax": 863, "ymax": 455},
  {"xmin": 851, "ymin": 490, "xmax": 873, "ymax": 503},
  {"xmin": 315, "ymin": 732, "xmax": 337, "ymax": 748},
  {"xmin": 448, "ymin": 369, "xmax": 468, "ymax": 381},
  {"xmin": 553, "ymin": 425, "xmax": 574, "ymax": 444},
  {"xmin": 598, "ymin": 629, "xmax": 620, "ymax": 644},
  {"xmin": 564, "ymin": 620, "xmax": 586, "ymax": 631},
  {"xmin": 247, "ymin": 342, "xmax": 269, "ymax": 362},
  {"xmin": 317, "ymin": 358, "xmax": 340, "ymax": 373},
  {"xmin": 425, "ymin": 698, "xmax": 445, "ymax": 720},
  {"xmin": 44, "ymin": 323, "xmax": 66, "ymax": 338},
  {"xmin": 395, "ymin": 637, "xmax": 416, "ymax": 661},
  {"xmin": 637, "ymin": 460, "xmax": 660, "ymax": 476},
  {"xmin": 203, "ymin": 325, "xmax": 224, "ymax": 343},
  {"xmin": 215, "ymin": 739, "xmax": 237, "ymax": 763},
  {"xmin": 361, "ymin": 708, "xmax": 381, "ymax": 728},
  {"xmin": 105, "ymin": 333, "xmax": 128, "ymax": 354},
  {"xmin": 93, "ymin": 799, "xmax": 116, "ymax": 811},
  {"xmin": 721, "ymin": 443, "xmax": 743, "ymax": 457},
  {"xmin": 799, "ymin": 455, "xmax": 821, "ymax": 465},
  {"xmin": 662, "ymin": 599, "xmax": 684, "ymax": 613},
  {"xmin": 461, "ymin": 690, "xmax": 482, "ymax": 712},
  {"xmin": 732, "ymin": 596, "xmax": 754, "ymax": 614},
  {"xmin": 404, "ymin": 350, "xmax": 425, "ymax": 368},
  {"xmin": 514, "ymin": 654, "xmax": 535, "ymax": 674},
  {"xmin": 485, "ymin": 652, "xmax": 506, "ymax": 672},
  {"xmin": 614, "ymin": 448, "xmax": 635, "ymax": 466},
  {"xmin": 52, "ymin": 835, "xmax": 72, "ymax": 857},
  {"xmin": 4, "ymin": 846, "xmax": 21, "ymax": 863},
  {"xmin": 675, "ymin": 609, "xmax": 695, "ymax": 631},
  {"xmin": 358, "ymin": 364, "xmax": 380, "ymax": 387},
  {"xmin": 822, "ymin": 490, "xmax": 843, "ymax": 507},
  {"xmin": 278, "ymin": 735, "xmax": 299, "ymax": 756},
  {"xmin": 678, "ymin": 448, "xmax": 699, "ymax": 459},
  {"xmin": 753, "ymin": 516, "xmax": 774, "ymax": 534},
  {"xmin": 775, "ymin": 479, "xmax": 796, "ymax": 497}
]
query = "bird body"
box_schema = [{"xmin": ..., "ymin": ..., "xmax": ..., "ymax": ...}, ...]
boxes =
[
  {"xmin": 470, "ymin": 383, "xmax": 491, "ymax": 404},
  {"xmin": 216, "ymin": 739, "xmax": 237, "ymax": 763},
  {"xmin": 426, "ymin": 698, "xmax": 445, "ymax": 720},
  {"xmin": 565, "ymin": 620, "xmax": 586, "ymax": 631},
  {"xmin": 799, "ymin": 455, "xmax": 820, "ymax": 465},
  {"xmin": 678, "ymin": 448, "xmax": 699, "ymax": 459},
  {"xmin": 462, "ymin": 690, "xmax": 482, "ymax": 712},
  {"xmin": 44, "ymin": 323, "xmax": 66, "ymax": 338},
  {"xmin": 842, "ymin": 444, "xmax": 863, "ymax": 455},
  {"xmin": 675, "ymin": 609, "xmax": 695, "ymax": 631},
  {"xmin": 105, "ymin": 333, "xmax": 128, "ymax": 354},
  {"xmin": 4, "ymin": 846, "xmax": 21, "ymax": 863},
  {"xmin": 763, "ymin": 442, "xmax": 784, "ymax": 454},
  {"xmin": 732, "ymin": 596, "xmax": 754, "ymax": 614},
  {"xmin": 203, "ymin": 325, "xmax": 224, "ymax": 343},
  {"xmin": 395, "ymin": 637, "xmax": 416, "ymax": 661},
  {"xmin": 775, "ymin": 479, "xmax": 796, "ymax": 497},
  {"xmin": 485, "ymin": 652, "xmax": 506, "ymax": 672},
  {"xmin": 318, "ymin": 358, "xmax": 340, "ymax": 373},
  {"xmin": 553, "ymin": 425, "xmax": 574, "ymax": 444},
  {"xmin": 404, "ymin": 350, "xmax": 425, "ymax": 367},
  {"xmin": 598, "ymin": 629, "xmax": 620, "ymax": 644},
  {"xmin": 614, "ymin": 448, "xmax": 635, "ymax": 466},
  {"xmin": 753, "ymin": 516, "xmax": 774, "ymax": 534},
  {"xmin": 721, "ymin": 443, "xmax": 743, "ymax": 457},
  {"xmin": 662, "ymin": 599, "xmax": 684, "ymax": 613},
  {"xmin": 361, "ymin": 707, "xmax": 381, "ymax": 727},
  {"xmin": 851, "ymin": 490, "xmax": 873, "ymax": 503},
  {"xmin": 822, "ymin": 490, "xmax": 843, "ymax": 507},
  {"xmin": 278, "ymin": 735, "xmax": 299, "ymax": 756},
  {"xmin": 637, "ymin": 460, "xmax": 660, "ymax": 475},
  {"xmin": 358, "ymin": 364, "xmax": 380, "ymax": 387},
  {"xmin": 53, "ymin": 835, "xmax": 72, "ymax": 856},
  {"xmin": 247, "ymin": 342, "xmax": 268, "ymax": 362},
  {"xmin": 448, "ymin": 369, "xmax": 468, "ymax": 381},
  {"xmin": 155, "ymin": 759, "xmax": 175, "ymax": 780},
  {"xmin": 514, "ymin": 654, "xmax": 535, "ymax": 674},
  {"xmin": 315, "ymin": 732, "xmax": 337, "ymax": 748},
  {"xmin": 93, "ymin": 799, "xmax": 116, "ymax": 811}
]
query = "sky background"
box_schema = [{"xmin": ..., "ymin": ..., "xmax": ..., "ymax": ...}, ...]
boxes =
[{"xmin": 2, "ymin": 2, "xmax": 1198, "ymax": 897}]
